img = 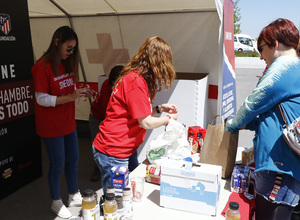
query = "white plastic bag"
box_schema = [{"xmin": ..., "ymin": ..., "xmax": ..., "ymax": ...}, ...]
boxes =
[{"xmin": 146, "ymin": 119, "xmax": 192, "ymax": 165}]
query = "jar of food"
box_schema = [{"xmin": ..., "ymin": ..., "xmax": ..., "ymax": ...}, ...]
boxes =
[
  {"xmin": 103, "ymin": 193, "xmax": 117, "ymax": 220},
  {"xmin": 225, "ymin": 201, "xmax": 241, "ymax": 220},
  {"xmin": 82, "ymin": 189, "xmax": 97, "ymax": 220}
]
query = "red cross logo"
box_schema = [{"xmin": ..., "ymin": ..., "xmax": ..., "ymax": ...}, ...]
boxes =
[{"xmin": 86, "ymin": 33, "xmax": 130, "ymax": 75}]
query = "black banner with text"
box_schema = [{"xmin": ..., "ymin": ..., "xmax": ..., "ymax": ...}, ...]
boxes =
[{"xmin": 0, "ymin": 0, "xmax": 42, "ymax": 199}]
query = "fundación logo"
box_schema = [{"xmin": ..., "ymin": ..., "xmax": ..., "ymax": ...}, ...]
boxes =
[
  {"xmin": 0, "ymin": 13, "xmax": 16, "ymax": 41},
  {"xmin": 0, "ymin": 13, "xmax": 11, "ymax": 35}
]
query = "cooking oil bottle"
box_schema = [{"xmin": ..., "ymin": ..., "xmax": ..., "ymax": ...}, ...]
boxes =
[
  {"xmin": 225, "ymin": 202, "xmax": 241, "ymax": 220},
  {"xmin": 103, "ymin": 193, "xmax": 117, "ymax": 220},
  {"xmin": 82, "ymin": 189, "xmax": 97, "ymax": 220}
]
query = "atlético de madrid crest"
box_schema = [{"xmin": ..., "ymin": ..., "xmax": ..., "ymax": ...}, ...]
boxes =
[{"xmin": 0, "ymin": 14, "xmax": 12, "ymax": 35}]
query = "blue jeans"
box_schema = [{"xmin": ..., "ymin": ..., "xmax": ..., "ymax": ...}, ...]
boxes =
[
  {"xmin": 93, "ymin": 145, "xmax": 129, "ymax": 194},
  {"xmin": 255, "ymin": 170, "xmax": 300, "ymax": 206},
  {"xmin": 128, "ymin": 151, "xmax": 139, "ymax": 172},
  {"xmin": 43, "ymin": 130, "xmax": 79, "ymax": 200}
]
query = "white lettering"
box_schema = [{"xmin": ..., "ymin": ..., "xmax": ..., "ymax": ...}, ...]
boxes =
[
  {"xmin": 0, "ymin": 36, "xmax": 16, "ymax": 41},
  {"xmin": 0, "ymin": 106, "xmax": 4, "ymax": 120},
  {"xmin": 222, "ymin": 90, "xmax": 233, "ymax": 100},
  {"xmin": 59, "ymin": 78, "xmax": 74, "ymax": 89},
  {"xmin": 225, "ymin": 32, "xmax": 232, "ymax": 40},
  {"xmin": 0, "ymin": 127, "xmax": 8, "ymax": 136},
  {"xmin": 0, "ymin": 86, "xmax": 31, "ymax": 104},
  {"xmin": 0, "ymin": 155, "xmax": 13, "ymax": 167},
  {"xmin": 162, "ymin": 186, "xmax": 180, "ymax": 195},
  {"xmin": 6, "ymin": 101, "xmax": 29, "ymax": 118},
  {"xmin": 1, "ymin": 64, "xmax": 15, "ymax": 79}
]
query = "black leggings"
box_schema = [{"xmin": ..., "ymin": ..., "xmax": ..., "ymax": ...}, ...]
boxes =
[{"xmin": 255, "ymin": 194, "xmax": 294, "ymax": 220}]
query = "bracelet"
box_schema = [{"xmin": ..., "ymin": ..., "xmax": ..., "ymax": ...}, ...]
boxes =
[{"xmin": 156, "ymin": 105, "xmax": 161, "ymax": 114}]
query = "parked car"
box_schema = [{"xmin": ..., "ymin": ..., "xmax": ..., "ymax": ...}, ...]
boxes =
[{"xmin": 234, "ymin": 34, "xmax": 255, "ymax": 52}]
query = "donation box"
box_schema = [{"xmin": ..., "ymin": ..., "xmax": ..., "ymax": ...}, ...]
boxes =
[{"xmin": 160, "ymin": 160, "xmax": 222, "ymax": 216}]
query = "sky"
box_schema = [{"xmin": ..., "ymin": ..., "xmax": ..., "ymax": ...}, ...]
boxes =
[{"xmin": 237, "ymin": 0, "xmax": 300, "ymax": 38}]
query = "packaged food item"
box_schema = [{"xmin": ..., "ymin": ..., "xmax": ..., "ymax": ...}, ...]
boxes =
[
  {"xmin": 111, "ymin": 166, "xmax": 129, "ymax": 195},
  {"xmin": 106, "ymin": 185, "xmax": 115, "ymax": 194},
  {"xmin": 122, "ymin": 187, "xmax": 133, "ymax": 220},
  {"xmin": 225, "ymin": 202, "xmax": 241, "ymax": 220},
  {"xmin": 187, "ymin": 126, "xmax": 206, "ymax": 154},
  {"xmin": 103, "ymin": 193, "xmax": 117, "ymax": 220},
  {"xmin": 82, "ymin": 189, "xmax": 98, "ymax": 220},
  {"xmin": 115, "ymin": 195, "xmax": 125, "ymax": 220},
  {"xmin": 94, "ymin": 191, "xmax": 100, "ymax": 220},
  {"xmin": 146, "ymin": 164, "xmax": 161, "ymax": 185},
  {"xmin": 241, "ymin": 147, "xmax": 254, "ymax": 165},
  {"xmin": 231, "ymin": 165, "xmax": 250, "ymax": 193}
]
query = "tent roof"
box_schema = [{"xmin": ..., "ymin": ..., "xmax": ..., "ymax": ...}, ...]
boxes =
[{"xmin": 28, "ymin": 0, "xmax": 218, "ymax": 17}]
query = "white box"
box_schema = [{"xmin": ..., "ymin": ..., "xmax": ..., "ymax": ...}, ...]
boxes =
[
  {"xmin": 138, "ymin": 74, "xmax": 209, "ymax": 162},
  {"xmin": 160, "ymin": 160, "xmax": 222, "ymax": 216}
]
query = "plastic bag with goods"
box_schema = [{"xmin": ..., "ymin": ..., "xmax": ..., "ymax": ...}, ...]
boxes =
[{"xmin": 146, "ymin": 118, "xmax": 192, "ymax": 165}]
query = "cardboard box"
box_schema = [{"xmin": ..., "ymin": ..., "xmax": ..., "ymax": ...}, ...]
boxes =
[
  {"xmin": 241, "ymin": 147, "xmax": 254, "ymax": 166},
  {"xmin": 160, "ymin": 160, "xmax": 222, "ymax": 216}
]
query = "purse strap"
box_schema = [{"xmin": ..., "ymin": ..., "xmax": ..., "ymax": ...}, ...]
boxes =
[{"xmin": 277, "ymin": 104, "xmax": 288, "ymax": 127}]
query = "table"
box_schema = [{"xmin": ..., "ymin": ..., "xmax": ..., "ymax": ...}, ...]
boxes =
[{"xmin": 130, "ymin": 163, "xmax": 233, "ymax": 220}]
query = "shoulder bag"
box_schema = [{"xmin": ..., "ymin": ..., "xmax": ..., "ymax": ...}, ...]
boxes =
[{"xmin": 277, "ymin": 104, "xmax": 300, "ymax": 157}]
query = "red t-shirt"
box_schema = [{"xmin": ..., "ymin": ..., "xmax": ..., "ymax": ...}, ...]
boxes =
[
  {"xmin": 90, "ymin": 79, "xmax": 111, "ymax": 120},
  {"xmin": 93, "ymin": 70, "xmax": 152, "ymax": 159},
  {"xmin": 32, "ymin": 60, "xmax": 76, "ymax": 137}
]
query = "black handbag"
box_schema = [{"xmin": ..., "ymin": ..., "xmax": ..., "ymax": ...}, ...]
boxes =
[{"xmin": 277, "ymin": 104, "xmax": 300, "ymax": 157}]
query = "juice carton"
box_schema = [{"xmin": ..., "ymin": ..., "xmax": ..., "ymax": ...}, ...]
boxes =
[{"xmin": 111, "ymin": 166, "xmax": 129, "ymax": 195}]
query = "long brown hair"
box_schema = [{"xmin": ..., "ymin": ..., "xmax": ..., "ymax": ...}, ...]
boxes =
[
  {"xmin": 115, "ymin": 36, "xmax": 176, "ymax": 102},
  {"xmin": 38, "ymin": 26, "xmax": 79, "ymax": 81}
]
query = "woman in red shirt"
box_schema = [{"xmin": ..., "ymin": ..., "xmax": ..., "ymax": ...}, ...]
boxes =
[
  {"xmin": 89, "ymin": 65, "xmax": 124, "ymax": 181},
  {"xmin": 93, "ymin": 36, "xmax": 177, "ymax": 194},
  {"xmin": 32, "ymin": 26, "xmax": 89, "ymax": 219}
]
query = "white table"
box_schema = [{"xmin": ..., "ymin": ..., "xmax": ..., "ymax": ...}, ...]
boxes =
[{"xmin": 130, "ymin": 163, "xmax": 232, "ymax": 220}]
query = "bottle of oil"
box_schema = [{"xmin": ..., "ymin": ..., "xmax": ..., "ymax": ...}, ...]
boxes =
[
  {"xmin": 103, "ymin": 193, "xmax": 118, "ymax": 220},
  {"xmin": 82, "ymin": 189, "xmax": 96, "ymax": 220},
  {"xmin": 122, "ymin": 187, "xmax": 133, "ymax": 220},
  {"xmin": 94, "ymin": 191, "xmax": 100, "ymax": 220},
  {"xmin": 225, "ymin": 202, "xmax": 241, "ymax": 220},
  {"xmin": 115, "ymin": 195, "xmax": 125, "ymax": 220},
  {"xmin": 106, "ymin": 185, "xmax": 115, "ymax": 194}
]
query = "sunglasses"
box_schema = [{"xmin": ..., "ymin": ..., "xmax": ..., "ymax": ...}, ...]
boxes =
[
  {"xmin": 66, "ymin": 46, "xmax": 76, "ymax": 53},
  {"xmin": 258, "ymin": 43, "xmax": 267, "ymax": 53}
]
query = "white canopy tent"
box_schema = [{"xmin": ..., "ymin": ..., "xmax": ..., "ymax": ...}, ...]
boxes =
[
  {"xmin": 28, "ymin": 0, "xmax": 231, "ymax": 161},
  {"xmin": 28, "ymin": 0, "xmax": 225, "ymax": 122}
]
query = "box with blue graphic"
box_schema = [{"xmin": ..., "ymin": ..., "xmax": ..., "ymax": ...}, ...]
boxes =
[
  {"xmin": 160, "ymin": 160, "xmax": 222, "ymax": 216},
  {"xmin": 111, "ymin": 166, "xmax": 129, "ymax": 194}
]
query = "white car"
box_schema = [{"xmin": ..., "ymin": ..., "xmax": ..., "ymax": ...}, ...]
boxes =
[{"xmin": 234, "ymin": 34, "xmax": 255, "ymax": 52}]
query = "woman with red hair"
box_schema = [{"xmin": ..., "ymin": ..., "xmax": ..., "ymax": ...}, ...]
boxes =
[
  {"xmin": 92, "ymin": 36, "xmax": 178, "ymax": 194},
  {"xmin": 226, "ymin": 18, "xmax": 300, "ymax": 219}
]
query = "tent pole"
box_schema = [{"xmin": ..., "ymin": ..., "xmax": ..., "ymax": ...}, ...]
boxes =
[{"xmin": 49, "ymin": 0, "xmax": 91, "ymax": 105}]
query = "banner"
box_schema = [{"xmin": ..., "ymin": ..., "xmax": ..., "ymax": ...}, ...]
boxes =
[
  {"xmin": 0, "ymin": 0, "xmax": 42, "ymax": 199},
  {"xmin": 221, "ymin": 0, "xmax": 237, "ymax": 118}
]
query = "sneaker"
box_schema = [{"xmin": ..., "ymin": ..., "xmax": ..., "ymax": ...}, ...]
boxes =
[
  {"xmin": 68, "ymin": 191, "xmax": 83, "ymax": 207},
  {"xmin": 51, "ymin": 199, "xmax": 72, "ymax": 219}
]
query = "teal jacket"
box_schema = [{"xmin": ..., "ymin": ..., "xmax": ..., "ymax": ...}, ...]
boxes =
[{"xmin": 226, "ymin": 55, "xmax": 300, "ymax": 181}]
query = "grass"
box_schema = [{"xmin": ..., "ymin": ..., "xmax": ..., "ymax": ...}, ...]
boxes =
[{"xmin": 235, "ymin": 51, "xmax": 260, "ymax": 57}]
